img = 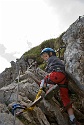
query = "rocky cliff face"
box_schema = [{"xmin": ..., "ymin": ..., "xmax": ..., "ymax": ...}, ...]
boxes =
[
  {"xmin": 62, "ymin": 16, "xmax": 84, "ymax": 90},
  {"xmin": 0, "ymin": 16, "xmax": 84, "ymax": 125},
  {"xmin": 0, "ymin": 56, "xmax": 34, "ymax": 88}
]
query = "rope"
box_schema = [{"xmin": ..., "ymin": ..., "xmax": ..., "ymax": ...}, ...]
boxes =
[
  {"xmin": 13, "ymin": 69, "xmax": 20, "ymax": 125},
  {"xmin": 16, "ymin": 70, "xmax": 20, "ymax": 103}
]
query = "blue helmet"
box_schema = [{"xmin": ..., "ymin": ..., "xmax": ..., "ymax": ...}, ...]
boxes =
[{"xmin": 40, "ymin": 48, "xmax": 56, "ymax": 56}]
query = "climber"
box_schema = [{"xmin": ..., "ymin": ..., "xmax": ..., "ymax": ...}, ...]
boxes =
[{"xmin": 39, "ymin": 47, "xmax": 79, "ymax": 125}]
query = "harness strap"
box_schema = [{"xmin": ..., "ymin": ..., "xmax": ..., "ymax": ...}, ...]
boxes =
[
  {"xmin": 58, "ymin": 83, "xmax": 68, "ymax": 88},
  {"xmin": 56, "ymin": 76, "xmax": 68, "ymax": 88},
  {"xmin": 48, "ymin": 74, "xmax": 68, "ymax": 88}
]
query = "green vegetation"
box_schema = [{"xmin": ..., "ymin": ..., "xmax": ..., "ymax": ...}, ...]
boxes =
[
  {"xmin": 22, "ymin": 32, "xmax": 66, "ymax": 70},
  {"xmin": 40, "ymin": 38, "xmax": 56, "ymax": 49}
]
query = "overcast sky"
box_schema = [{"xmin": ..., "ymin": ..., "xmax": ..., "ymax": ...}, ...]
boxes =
[{"xmin": 0, "ymin": 0, "xmax": 84, "ymax": 73}]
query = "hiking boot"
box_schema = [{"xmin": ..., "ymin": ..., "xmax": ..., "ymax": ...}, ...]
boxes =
[{"xmin": 70, "ymin": 118, "xmax": 80, "ymax": 125}]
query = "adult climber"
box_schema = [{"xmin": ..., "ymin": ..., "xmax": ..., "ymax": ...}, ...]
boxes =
[{"xmin": 39, "ymin": 47, "xmax": 79, "ymax": 125}]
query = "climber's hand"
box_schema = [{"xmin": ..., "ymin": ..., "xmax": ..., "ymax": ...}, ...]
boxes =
[{"xmin": 44, "ymin": 74, "xmax": 54, "ymax": 85}]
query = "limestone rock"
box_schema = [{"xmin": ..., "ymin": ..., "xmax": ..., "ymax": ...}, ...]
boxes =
[
  {"xmin": 0, "ymin": 113, "xmax": 24, "ymax": 125},
  {"xmin": 62, "ymin": 16, "xmax": 84, "ymax": 90}
]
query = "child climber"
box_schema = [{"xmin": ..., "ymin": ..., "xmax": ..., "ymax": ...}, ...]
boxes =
[{"xmin": 40, "ymin": 47, "xmax": 79, "ymax": 125}]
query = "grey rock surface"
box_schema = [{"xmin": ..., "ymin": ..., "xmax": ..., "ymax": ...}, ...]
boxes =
[{"xmin": 62, "ymin": 16, "xmax": 84, "ymax": 90}]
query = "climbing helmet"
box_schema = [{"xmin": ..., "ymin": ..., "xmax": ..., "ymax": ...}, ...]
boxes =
[{"xmin": 40, "ymin": 48, "xmax": 56, "ymax": 56}]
